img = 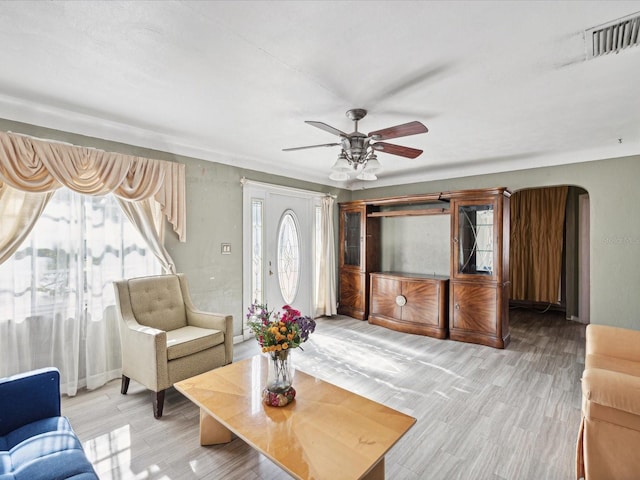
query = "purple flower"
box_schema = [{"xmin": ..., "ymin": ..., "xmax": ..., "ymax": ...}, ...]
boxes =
[{"xmin": 295, "ymin": 315, "xmax": 316, "ymax": 343}]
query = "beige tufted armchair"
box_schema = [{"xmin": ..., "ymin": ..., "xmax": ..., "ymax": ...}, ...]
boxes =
[{"xmin": 113, "ymin": 274, "xmax": 233, "ymax": 418}]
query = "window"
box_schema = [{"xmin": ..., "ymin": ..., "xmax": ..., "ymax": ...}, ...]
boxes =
[
  {"xmin": 277, "ymin": 210, "xmax": 301, "ymax": 304},
  {"xmin": 0, "ymin": 188, "xmax": 161, "ymax": 394},
  {"xmin": 251, "ymin": 198, "xmax": 264, "ymax": 304}
]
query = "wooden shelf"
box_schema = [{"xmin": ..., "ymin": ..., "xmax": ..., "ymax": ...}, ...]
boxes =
[
  {"xmin": 362, "ymin": 192, "xmax": 451, "ymax": 218},
  {"xmin": 366, "ymin": 193, "xmax": 445, "ymax": 206},
  {"xmin": 368, "ymin": 208, "xmax": 448, "ymax": 218}
]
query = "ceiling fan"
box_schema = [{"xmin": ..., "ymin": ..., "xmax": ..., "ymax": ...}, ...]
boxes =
[{"xmin": 283, "ymin": 108, "xmax": 428, "ymax": 181}]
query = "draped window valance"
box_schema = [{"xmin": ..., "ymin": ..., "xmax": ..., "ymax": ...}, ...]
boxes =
[{"xmin": 0, "ymin": 131, "xmax": 186, "ymax": 241}]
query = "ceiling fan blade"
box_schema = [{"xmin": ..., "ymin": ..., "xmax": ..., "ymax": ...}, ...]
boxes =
[
  {"xmin": 305, "ymin": 121, "xmax": 348, "ymax": 137},
  {"xmin": 282, "ymin": 143, "xmax": 340, "ymax": 152},
  {"xmin": 368, "ymin": 121, "xmax": 428, "ymax": 141},
  {"xmin": 372, "ymin": 142, "xmax": 423, "ymax": 159}
]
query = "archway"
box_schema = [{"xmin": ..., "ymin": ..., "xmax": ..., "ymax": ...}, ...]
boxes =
[{"xmin": 509, "ymin": 185, "xmax": 589, "ymax": 324}]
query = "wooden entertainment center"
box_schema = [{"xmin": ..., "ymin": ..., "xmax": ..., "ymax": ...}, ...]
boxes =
[{"xmin": 338, "ymin": 187, "xmax": 511, "ymax": 349}]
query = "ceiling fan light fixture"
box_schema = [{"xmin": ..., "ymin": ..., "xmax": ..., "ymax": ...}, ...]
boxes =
[
  {"xmin": 363, "ymin": 155, "xmax": 382, "ymax": 174},
  {"xmin": 356, "ymin": 171, "xmax": 377, "ymax": 181},
  {"xmin": 329, "ymin": 170, "xmax": 349, "ymax": 181},
  {"xmin": 330, "ymin": 152, "xmax": 352, "ymax": 173}
]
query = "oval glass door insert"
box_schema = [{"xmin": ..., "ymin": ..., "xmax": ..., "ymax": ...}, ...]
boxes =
[{"xmin": 277, "ymin": 210, "xmax": 301, "ymax": 304}]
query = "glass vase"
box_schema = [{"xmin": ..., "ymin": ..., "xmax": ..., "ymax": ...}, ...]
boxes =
[{"xmin": 263, "ymin": 349, "xmax": 296, "ymax": 407}]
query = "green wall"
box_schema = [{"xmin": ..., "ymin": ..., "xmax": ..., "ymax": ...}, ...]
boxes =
[
  {"xmin": 351, "ymin": 157, "xmax": 640, "ymax": 330},
  {"xmin": 3, "ymin": 117, "xmax": 640, "ymax": 332}
]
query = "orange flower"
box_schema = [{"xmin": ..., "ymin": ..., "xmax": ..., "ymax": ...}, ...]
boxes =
[{"xmin": 282, "ymin": 343, "xmax": 289, "ymax": 350}]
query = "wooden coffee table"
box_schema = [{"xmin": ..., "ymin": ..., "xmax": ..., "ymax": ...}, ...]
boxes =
[{"xmin": 174, "ymin": 355, "xmax": 416, "ymax": 480}]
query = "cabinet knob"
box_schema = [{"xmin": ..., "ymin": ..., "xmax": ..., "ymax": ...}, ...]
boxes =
[
  {"xmin": 395, "ymin": 295, "xmax": 407, "ymax": 307},
  {"xmin": 455, "ymin": 303, "xmax": 460, "ymax": 310}
]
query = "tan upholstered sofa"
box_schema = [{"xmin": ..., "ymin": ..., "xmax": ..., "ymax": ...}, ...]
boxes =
[
  {"xmin": 114, "ymin": 274, "xmax": 233, "ymax": 418},
  {"xmin": 577, "ymin": 324, "xmax": 640, "ymax": 479}
]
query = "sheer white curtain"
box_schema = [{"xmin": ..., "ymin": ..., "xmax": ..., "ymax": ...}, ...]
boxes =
[
  {"xmin": 314, "ymin": 195, "xmax": 337, "ymax": 317},
  {"xmin": 0, "ymin": 189, "xmax": 160, "ymax": 395}
]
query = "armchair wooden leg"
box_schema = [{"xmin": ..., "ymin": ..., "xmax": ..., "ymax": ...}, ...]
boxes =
[
  {"xmin": 153, "ymin": 390, "xmax": 166, "ymax": 419},
  {"xmin": 121, "ymin": 375, "xmax": 130, "ymax": 395}
]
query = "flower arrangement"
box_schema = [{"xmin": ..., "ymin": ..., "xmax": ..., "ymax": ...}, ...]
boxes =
[
  {"xmin": 246, "ymin": 302, "xmax": 316, "ymax": 353},
  {"xmin": 246, "ymin": 302, "xmax": 316, "ymax": 407}
]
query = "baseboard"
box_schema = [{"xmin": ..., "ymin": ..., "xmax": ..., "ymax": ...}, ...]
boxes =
[
  {"xmin": 568, "ymin": 315, "xmax": 589, "ymax": 324},
  {"xmin": 234, "ymin": 331, "xmax": 256, "ymax": 344}
]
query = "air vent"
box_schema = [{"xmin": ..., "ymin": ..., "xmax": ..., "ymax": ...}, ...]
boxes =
[{"xmin": 586, "ymin": 12, "xmax": 640, "ymax": 58}]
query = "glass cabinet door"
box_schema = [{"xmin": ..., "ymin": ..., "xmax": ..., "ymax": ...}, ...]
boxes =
[
  {"xmin": 457, "ymin": 204, "xmax": 494, "ymax": 275},
  {"xmin": 344, "ymin": 210, "xmax": 361, "ymax": 267}
]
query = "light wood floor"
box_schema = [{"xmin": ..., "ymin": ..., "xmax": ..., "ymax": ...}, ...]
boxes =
[{"xmin": 62, "ymin": 309, "xmax": 585, "ymax": 479}]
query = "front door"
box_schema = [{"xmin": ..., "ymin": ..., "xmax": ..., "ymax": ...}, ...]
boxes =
[
  {"xmin": 243, "ymin": 181, "xmax": 320, "ymax": 337},
  {"xmin": 264, "ymin": 191, "xmax": 313, "ymax": 315}
]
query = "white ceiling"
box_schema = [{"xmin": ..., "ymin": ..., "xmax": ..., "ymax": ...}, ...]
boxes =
[{"xmin": 0, "ymin": 1, "xmax": 639, "ymax": 190}]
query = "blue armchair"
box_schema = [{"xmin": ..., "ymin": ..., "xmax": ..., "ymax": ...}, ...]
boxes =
[{"xmin": 0, "ymin": 368, "xmax": 98, "ymax": 480}]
